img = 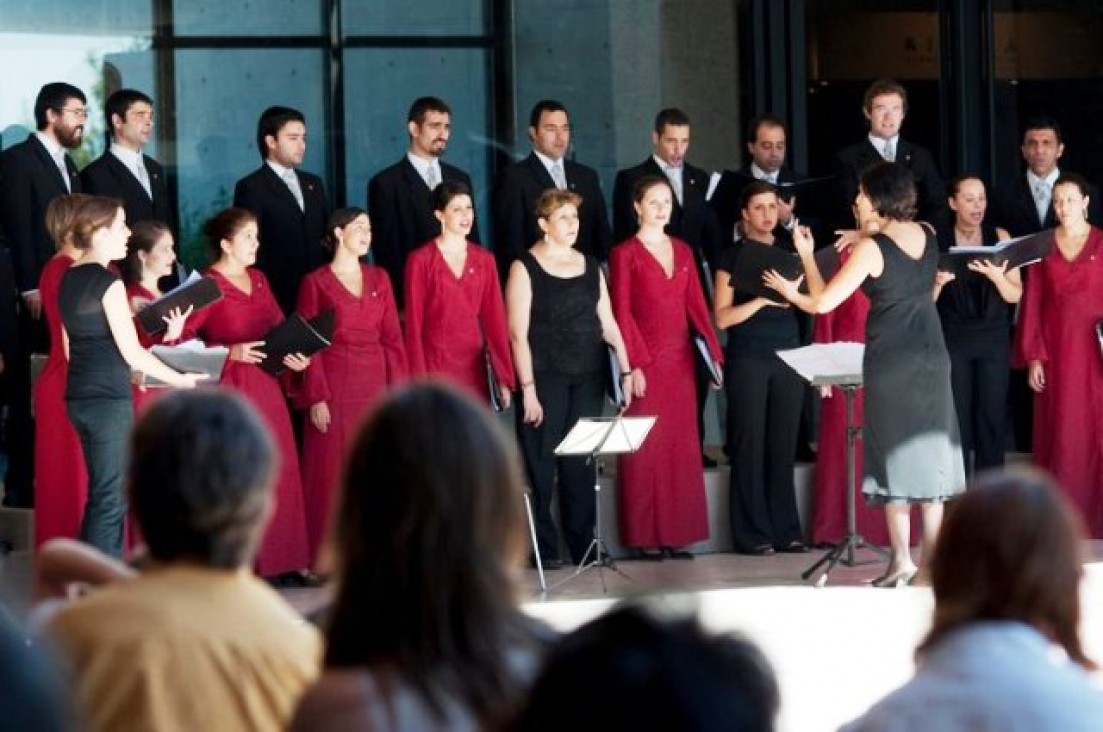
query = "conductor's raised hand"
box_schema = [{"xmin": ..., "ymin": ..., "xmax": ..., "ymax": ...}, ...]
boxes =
[
  {"xmin": 521, "ymin": 385, "xmax": 543, "ymax": 427},
  {"xmin": 283, "ymin": 352, "xmax": 311, "ymax": 372},
  {"xmin": 230, "ymin": 341, "xmax": 266, "ymax": 365},
  {"xmin": 833, "ymin": 229, "xmax": 861, "ymax": 253},
  {"xmin": 791, "ymin": 220, "xmax": 815, "ymax": 255}
]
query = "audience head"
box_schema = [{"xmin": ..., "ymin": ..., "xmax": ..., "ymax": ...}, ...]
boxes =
[
  {"xmin": 1021, "ymin": 115, "xmax": 1064, "ymax": 177},
  {"xmin": 69, "ymin": 196, "xmax": 129, "ymax": 260},
  {"xmin": 322, "ymin": 207, "xmax": 371, "ymax": 258},
  {"xmin": 920, "ymin": 467, "xmax": 1094, "ymax": 670},
  {"xmin": 946, "ymin": 174, "xmax": 990, "ymax": 228},
  {"xmin": 862, "ymin": 79, "xmax": 908, "ymax": 140},
  {"xmin": 0, "ymin": 607, "xmax": 75, "ymax": 732},
  {"xmin": 45, "ymin": 193, "xmax": 92, "ymax": 251},
  {"xmin": 407, "ymin": 96, "xmax": 452, "ymax": 158},
  {"xmin": 746, "ymin": 114, "xmax": 788, "ymax": 173},
  {"xmin": 528, "ymin": 99, "xmax": 571, "ymax": 160},
  {"xmin": 535, "ymin": 188, "xmax": 583, "ymax": 246},
  {"xmin": 34, "ymin": 82, "xmax": 86, "ymax": 148},
  {"xmin": 740, "ymin": 180, "xmax": 780, "ymax": 240},
  {"xmin": 652, "ymin": 108, "xmax": 691, "ymax": 168},
  {"xmin": 632, "ymin": 175, "xmax": 673, "ymax": 229},
  {"xmin": 1052, "ymin": 172, "xmax": 1091, "ymax": 228},
  {"xmin": 202, "ymin": 207, "xmax": 259, "ymax": 266},
  {"xmin": 105, "ymin": 88, "xmax": 153, "ymax": 150},
  {"xmin": 256, "ymin": 105, "xmax": 306, "ymax": 166},
  {"xmin": 128, "ymin": 389, "xmax": 275, "ymax": 569},
  {"xmin": 432, "ymin": 180, "xmax": 475, "ymax": 238},
  {"xmin": 858, "ymin": 162, "xmax": 917, "ymax": 222},
  {"xmin": 325, "ymin": 382, "xmax": 532, "ymax": 723},
  {"xmin": 515, "ymin": 603, "xmax": 779, "ymax": 732},
  {"xmin": 119, "ymin": 220, "xmax": 174, "ymax": 285}
]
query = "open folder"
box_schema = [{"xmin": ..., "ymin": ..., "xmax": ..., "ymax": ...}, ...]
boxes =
[
  {"xmin": 144, "ymin": 340, "xmax": 228, "ymax": 387},
  {"xmin": 554, "ymin": 416, "xmax": 657, "ymax": 456},
  {"xmin": 258, "ymin": 310, "xmax": 335, "ymax": 376},
  {"xmin": 938, "ymin": 229, "xmax": 1054, "ymax": 274},
  {"xmin": 136, "ymin": 272, "xmax": 223, "ymax": 335}
]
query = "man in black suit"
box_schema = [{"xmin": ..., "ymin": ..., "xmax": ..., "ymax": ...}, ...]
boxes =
[
  {"xmin": 833, "ymin": 79, "xmax": 945, "ymax": 226},
  {"xmin": 232, "ymin": 106, "xmax": 330, "ymax": 315},
  {"xmin": 493, "ymin": 99, "xmax": 611, "ymax": 273},
  {"xmin": 0, "ymin": 82, "xmax": 86, "ymax": 506},
  {"xmin": 367, "ymin": 96, "xmax": 477, "ymax": 305}
]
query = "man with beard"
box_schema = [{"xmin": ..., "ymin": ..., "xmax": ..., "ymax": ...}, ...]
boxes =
[
  {"xmin": 0, "ymin": 82, "xmax": 86, "ymax": 507},
  {"xmin": 367, "ymin": 96, "xmax": 477, "ymax": 306}
]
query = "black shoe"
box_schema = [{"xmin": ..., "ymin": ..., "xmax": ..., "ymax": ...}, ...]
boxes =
[
  {"xmin": 777, "ymin": 541, "xmax": 810, "ymax": 554},
  {"xmin": 661, "ymin": 547, "xmax": 695, "ymax": 560},
  {"xmin": 742, "ymin": 544, "xmax": 776, "ymax": 556},
  {"xmin": 632, "ymin": 549, "xmax": 664, "ymax": 561},
  {"xmin": 702, "ymin": 454, "xmax": 718, "ymax": 469}
]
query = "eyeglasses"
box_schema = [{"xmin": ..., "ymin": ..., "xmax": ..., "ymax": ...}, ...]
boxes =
[{"xmin": 54, "ymin": 107, "xmax": 87, "ymax": 120}]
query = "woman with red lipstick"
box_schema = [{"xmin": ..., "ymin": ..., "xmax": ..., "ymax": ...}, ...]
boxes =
[
  {"xmin": 404, "ymin": 180, "xmax": 514, "ymax": 406},
  {"xmin": 934, "ymin": 175, "xmax": 1017, "ymax": 473}
]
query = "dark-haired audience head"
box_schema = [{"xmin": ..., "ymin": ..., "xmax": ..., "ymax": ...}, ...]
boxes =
[
  {"xmin": 202, "ymin": 207, "xmax": 258, "ymax": 264},
  {"xmin": 535, "ymin": 188, "xmax": 583, "ymax": 246},
  {"xmin": 1052, "ymin": 172, "xmax": 1091, "ymax": 228},
  {"xmin": 120, "ymin": 220, "xmax": 174, "ymax": 285},
  {"xmin": 862, "ymin": 79, "xmax": 908, "ymax": 141},
  {"xmin": 69, "ymin": 196, "xmax": 126, "ymax": 252},
  {"xmin": 256, "ymin": 105, "xmax": 306, "ymax": 166},
  {"xmin": 652, "ymin": 108, "xmax": 691, "ymax": 169},
  {"xmin": 324, "ymin": 382, "xmax": 531, "ymax": 723},
  {"xmin": 0, "ymin": 608, "xmax": 75, "ymax": 732},
  {"xmin": 407, "ymin": 96, "xmax": 452, "ymax": 158},
  {"xmin": 859, "ymin": 162, "xmax": 917, "ymax": 221},
  {"xmin": 45, "ymin": 193, "xmax": 93, "ymax": 251},
  {"xmin": 34, "ymin": 82, "xmax": 86, "ymax": 147},
  {"xmin": 528, "ymin": 100, "xmax": 570, "ymax": 161},
  {"xmin": 322, "ymin": 207, "xmax": 371, "ymax": 256},
  {"xmin": 946, "ymin": 174, "xmax": 989, "ymax": 228},
  {"xmin": 746, "ymin": 114, "xmax": 788, "ymax": 174},
  {"xmin": 105, "ymin": 88, "xmax": 153, "ymax": 150},
  {"xmin": 740, "ymin": 181, "xmax": 780, "ymax": 240},
  {"xmin": 128, "ymin": 389, "xmax": 275, "ymax": 569},
  {"xmin": 515, "ymin": 604, "xmax": 779, "ymax": 732},
  {"xmin": 1021, "ymin": 116, "xmax": 1064, "ymax": 177},
  {"xmin": 920, "ymin": 467, "xmax": 1094, "ymax": 670}
]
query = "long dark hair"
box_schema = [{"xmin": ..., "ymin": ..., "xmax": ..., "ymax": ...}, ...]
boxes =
[
  {"xmin": 119, "ymin": 220, "xmax": 172, "ymax": 285},
  {"xmin": 324, "ymin": 382, "xmax": 535, "ymax": 725}
]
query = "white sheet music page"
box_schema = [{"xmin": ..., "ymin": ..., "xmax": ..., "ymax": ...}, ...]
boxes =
[
  {"xmin": 554, "ymin": 417, "xmax": 657, "ymax": 456},
  {"xmin": 776, "ymin": 342, "xmax": 865, "ymax": 386}
]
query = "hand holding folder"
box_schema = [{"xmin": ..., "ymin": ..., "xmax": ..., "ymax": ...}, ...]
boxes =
[
  {"xmin": 136, "ymin": 272, "xmax": 222, "ymax": 335},
  {"xmin": 257, "ymin": 310, "xmax": 336, "ymax": 376}
]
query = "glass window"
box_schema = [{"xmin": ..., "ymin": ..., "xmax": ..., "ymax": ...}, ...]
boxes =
[
  {"xmin": 343, "ymin": 1, "xmax": 485, "ymax": 36},
  {"xmin": 173, "ymin": 0, "xmax": 323, "ymax": 37},
  {"xmin": 174, "ymin": 49, "xmax": 327, "ymax": 267}
]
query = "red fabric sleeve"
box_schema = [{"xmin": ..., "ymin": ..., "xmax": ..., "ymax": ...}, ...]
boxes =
[
  {"xmin": 478, "ymin": 250, "xmax": 516, "ymax": 389},
  {"xmin": 609, "ymin": 241, "xmax": 653, "ymax": 369}
]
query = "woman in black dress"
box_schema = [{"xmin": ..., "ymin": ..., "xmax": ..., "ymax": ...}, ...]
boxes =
[
  {"xmin": 765, "ymin": 163, "xmax": 964, "ymax": 587},
  {"xmin": 933, "ymin": 175, "xmax": 1019, "ymax": 474}
]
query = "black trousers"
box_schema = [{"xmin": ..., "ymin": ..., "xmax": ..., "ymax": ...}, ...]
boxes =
[
  {"xmin": 725, "ymin": 354, "xmax": 804, "ymax": 552},
  {"xmin": 67, "ymin": 397, "xmax": 132, "ymax": 558},
  {"xmin": 516, "ymin": 369, "xmax": 604, "ymax": 564},
  {"xmin": 947, "ymin": 331, "xmax": 1009, "ymax": 473}
]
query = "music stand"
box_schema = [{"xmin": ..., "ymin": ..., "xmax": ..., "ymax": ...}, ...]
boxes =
[
  {"xmin": 547, "ymin": 413, "xmax": 656, "ymax": 594},
  {"xmin": 776, "ymin": 343, "xmax": 890, "ymax": 587}
]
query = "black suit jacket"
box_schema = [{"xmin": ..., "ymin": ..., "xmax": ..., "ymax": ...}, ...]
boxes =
[
  {"xmin": 79, "ymin": 151, "xmax": 174, "ymax": 232},
  {"xmin": 833, "ymin": 138, "xmax": 945, "ymax": 227},
  {"xmin": 990, "ymin": 171, "xmax": 1103, "ymax": 238},
  {"xmin": 493, "ymin": 152, "xmax": 611, "ymax": 273},
  {"xmin": 366, "ymin": 157, "xmax": 477, "ymax": 305},
  {"xmin": 708, "ymin": 167, "xmax": 801, "ymax": 249},
  {"xmin": 0, "ymin": 134, "xmax": 81, "ymax": 292},
  {"xmin": 232, "ymin": 165, "xmax": 330, "ymax": 315}
]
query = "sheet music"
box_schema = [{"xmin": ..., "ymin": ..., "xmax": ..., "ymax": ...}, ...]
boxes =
[
  {"xmin": 776, "ymin": 342, "xmax": 864, "ymax": 386},
  {"xmin": 554, "ymin": 416, "xmax": 657, "ymax": 456}
]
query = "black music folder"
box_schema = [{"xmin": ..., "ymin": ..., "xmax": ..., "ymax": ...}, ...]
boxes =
[
  {"xmin": 136, "ymin": 273, "xmax": 222, "ymax": 335},
  {"xmin": 938, "ymin": 229, "xmax": 1054, "ymax": 275},
  {"xmin": 258, "ymin": 310, "xmax": 335, "ymax": 376},
  {"xmin": 731, "ymin": 241, "xmax": 802, "ymax": 302},
  {"xmin": 604, "ymin": 345, "xmax": 627, "ymax": 409},
  {"xmin": 691, "ymin": 331, "xmax": 722, "ymax": 387}
]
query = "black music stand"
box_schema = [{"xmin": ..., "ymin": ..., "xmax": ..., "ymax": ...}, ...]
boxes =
[{"xmin": 547, "ymin": 413, "xmax": 656, "ymax": 594}]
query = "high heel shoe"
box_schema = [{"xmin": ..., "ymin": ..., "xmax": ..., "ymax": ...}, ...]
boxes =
[{"xmin": 871, "ymin": 567, "xmax": 917, "ymax": 588}]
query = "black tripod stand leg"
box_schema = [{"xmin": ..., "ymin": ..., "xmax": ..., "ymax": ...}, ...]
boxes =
[{"xmin": 802, "ymin": 543, "xmax": 844, "ymax": 581}]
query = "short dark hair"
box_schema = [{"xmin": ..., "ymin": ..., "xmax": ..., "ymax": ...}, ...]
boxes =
[
  {"xmin": 104, "ymin": 88, "xmax": 153, "ymax": 142},
  {"xmin": 862, "ymin": 79, "xmax": 908, "ymax": 113},
  {"xmin": 321, "ymin": 207, "xmax": 368, "ymax": 254},
  {"xmin": 515, "ymin": 604, "xmax": 780, "ymax": 732},
  {"xmin": 860, "ymin": 161, "xmax": 917, "ymax": 221},
  {"xmin": 129, "ymin": 389, "xmax": 275, "ymax": 568},
  {"xmin": 34, "ymin": 82, "xmax": 86, "ymax": 130},
  {"xmin": 1022, "ymin": 115, "xmax": 1063, "ymax": 145},
  {"xmin": 746, "ymin": 114, "xmax": 787, "ymax": 144},
  {"xmin": 407, "ymin": 96, "xmax": 452, "ymax": 126},
  {"xmin": 739, "ymin": 180, "xmax": 779, "ymax": 211},
  {"xmin": 654, "ymin": 107, "xmax": 690, "ymax": 134},
  {"xmin": 255, "ymin": 105, "xmax": 305, "ymax": 161},
  {"xmin": 529, "ymin": 99, "xmax": 568, "ymax": 130},
  {"xmin": 202, "ymin": 207, "xmax": 257, "ymax": 261},
  {"xmin": 1054, "ymin": 171, "xmax": 1091, "ymax": 198},
  {"xmin": 920, "ymin": 467, "xmax": 1094, "ymax": 670},
  {"xmin": 432, "ymin": 179, "xmax": 472, "ymax": 212},
  {"xmin": 946, "ymin": 173, "xmax": 985, "ymax": 199},
  {"xmin": 632, "ymin": 174, "xmax": 671, "ymax": 205},
  {"xmin": 120, "ymin": 220, "xmax": 172, "ymax": 285}
]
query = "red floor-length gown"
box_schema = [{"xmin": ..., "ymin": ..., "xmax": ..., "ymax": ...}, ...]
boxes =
[
  {"xmin": 185, "ymin": 268, "xmax": 311, "ymax": 575},
  {"xmin": 610, "ymin": 237, "xmax": 722, "ymax": 548},
  {"xmin": 403, "ymin": 241, "xmax": 514, "ymax": 402},
  {"xmin": 33, "ymin": 253, "xmax": 88, "ymax": 548},
  {"xmin": 296, "ymin": 264, "xmax": 407, "ymax": 560},
  {"xmin": 1015, "ymin": 227, "xmax": 1103, "ymax": 537}
]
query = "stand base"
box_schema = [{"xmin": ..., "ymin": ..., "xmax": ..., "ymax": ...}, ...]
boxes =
[
  {"xmin": 549, "ymin": 537, "xmax": 633, "ymax": 594},
  {"xmin": 802, "ymin": 533, "xmax": 891, "ymax": 588}
]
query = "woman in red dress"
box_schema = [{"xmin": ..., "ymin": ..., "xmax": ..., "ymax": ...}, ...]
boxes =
[
  {"xmin": 404, "ymin": 181, "xmax": 514, "ymax": 407},
  {"xmin": 34, "ymin": 194, "xmax": 89, "ymax": 548},
  {"xmin": 296, "ymin": 207, "xmax": 407, "ymax": 562},
  {"xmin": 184, "ymin": 207, "xmax": 314, "ymax": 580},
  {"xmin": 1015, "ymin": 173, "xmax": 1103, "ymax": 537},
  {"xmin": 610, "ymin": 176, "xmax": 722, "ymax": 559}
]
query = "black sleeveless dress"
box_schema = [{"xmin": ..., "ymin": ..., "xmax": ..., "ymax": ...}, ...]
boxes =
[{"xmin": 860, "ymin": 230, "xmax": 966, "ymax": 503}]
